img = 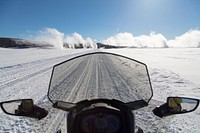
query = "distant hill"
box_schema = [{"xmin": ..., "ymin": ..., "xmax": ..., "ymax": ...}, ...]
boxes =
[{"xmin": 0, "ymin": 38, "xmax": 53, "ymax": 48}]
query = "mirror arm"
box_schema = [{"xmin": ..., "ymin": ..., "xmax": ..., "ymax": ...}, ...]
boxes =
[
  {"xmin": 153, "ymin": 103, "xmax": 171, "ymax": 118},
  {"xmin": 53, "ymin": 101, "xmax": 76, "ymax": 111},
  {"xmin": 126, "ymin": 100, "xmax": 148, "ymax": 110}
]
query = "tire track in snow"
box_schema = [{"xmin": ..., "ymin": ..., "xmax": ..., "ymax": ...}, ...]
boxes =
[
  {"xmin": 0, "ymin": 66, "xmax": 52, "ymax": 89},
  {"xmin": 0, "ymin": 57, "xmax": 67, "ymax": 88},
  {"xmin": 0, "ymin": 51, "xmax": 96, "ymax": 90}
]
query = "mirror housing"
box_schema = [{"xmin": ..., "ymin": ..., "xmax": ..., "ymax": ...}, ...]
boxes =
[
  {"xmin": 153, "ymin": 97, "xmax": 199, "ymax": 118},
  {"xmin": 125, "ymin": 100, "xmax": 148, "ymax": 110},
  {"xmin": 0, "ymin": 99, "xmax": 48, "ymax": 120}
]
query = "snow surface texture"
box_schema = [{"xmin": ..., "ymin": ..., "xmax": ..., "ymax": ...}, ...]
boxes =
[
  {"xmin": 0, "ymin": 48, "xmax": 200, "ymax": 132},
  {"xmin": 104, "ymin": 48, "xmax": 200, "ymax": 133}
]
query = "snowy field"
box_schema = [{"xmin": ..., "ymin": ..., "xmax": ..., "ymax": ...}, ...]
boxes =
[
  {"xmin": 104, "ymin": 48, "xmax": 200, "ymax": 132},
  {"xmin": 0, "ymin": 48, "xmax": 200, "ymax": 132}
]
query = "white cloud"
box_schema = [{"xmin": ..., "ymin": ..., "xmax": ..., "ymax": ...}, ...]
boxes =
[
  {"xmin": 101, "ymin": 30, "xmax": 200, "ymax": 48},
  {"xmin": 28, "ymin": 28, "xmax": 97, "ymax": 49},
  {"xmin": 85, "ymin": 37, "xmax": 97, "ymax": 49},
  {"xmin": 64, "ymin": 33, "xmax": 97, "ymax": 49},
  {"xmin": 168, "ymin": 30, "xmax": 200, "ymax": 48},
  {"xmin": 28, "ymin": 28, "xmax": 200, "ymax": 49},
  {"xmin": 34, "ymin": 28, "xmax": 64, "ymax": 50},
  {"xmin": 64, "ymin": 33, "xmax": 83, "ymax": 48},
  {"xmin": 102, "ymin": 32, "xmax": 168, "ymax": 48},
  {"xmin": 134, "ymin": 32, "xmax": 168, "ymax": 48},
  {"xmin": 102, "ymin": 32, "xmax": 135, "ymax": 47}
]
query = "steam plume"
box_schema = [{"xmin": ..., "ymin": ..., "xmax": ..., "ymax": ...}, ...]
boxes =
[{"xmin": 34, "ymin": 28, "xmax": 64, "ymax": 50}]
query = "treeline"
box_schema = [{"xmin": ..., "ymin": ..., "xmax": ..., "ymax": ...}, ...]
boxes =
[
  {"xmin": 0, "ymin": 38, "xmax": 52, "ymax": 48},
  {"xmin": 96, "ymin": 43, "xmax": 127, "ymax": 49},
  {"xmin": 0, "ymin": 38, "xmax": 130, "ymax": 49}
]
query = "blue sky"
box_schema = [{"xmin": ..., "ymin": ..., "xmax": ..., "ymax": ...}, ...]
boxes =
[{"xmin": 0, "ymin": 0, "xmax": 199, "ymax": 40}]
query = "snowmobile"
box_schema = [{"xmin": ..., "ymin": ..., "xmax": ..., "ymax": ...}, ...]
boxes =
[{"xmin": 0, "ymin": 52, "xmax": 199, "ymax": 133}]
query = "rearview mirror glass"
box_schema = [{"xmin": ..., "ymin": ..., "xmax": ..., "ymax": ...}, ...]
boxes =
[
  {"xmin": 167, "ymin": 97, "xmax": 199, "ymax": 114},
  {"xmin": 0, "ymin": 99, "xmax": 33, "ymax": 115},
  {"xmin": 0, "ymin": 99, "xmax": 48, "ymax": 120}
]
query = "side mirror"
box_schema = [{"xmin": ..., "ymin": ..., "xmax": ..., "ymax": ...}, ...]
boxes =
[
  {"xmin": 167, "ymin": 97, "xmax": 199, "ymax": 114},
  {"xmin": 153, "ymin": 97, "xmax": 199, "ymax": 118},
  {"xmin": 0, "ymin": 99, "xmax": 48, "ymax": 120}
]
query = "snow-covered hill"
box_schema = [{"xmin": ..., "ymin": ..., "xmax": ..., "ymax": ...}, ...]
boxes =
[{"xmin": 0, "ymin": 48, "xmax": 199, "ymax": 132}]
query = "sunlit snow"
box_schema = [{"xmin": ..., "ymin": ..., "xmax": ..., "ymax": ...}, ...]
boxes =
[{"xmin": 0, "ymin": 48, "xmax": 199, "ymax": 132}]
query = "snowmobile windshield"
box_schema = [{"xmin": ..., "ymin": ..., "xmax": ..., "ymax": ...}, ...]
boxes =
[{"xmin": 48, "ymin": 52, "xmax": 153, "ymax": 104}]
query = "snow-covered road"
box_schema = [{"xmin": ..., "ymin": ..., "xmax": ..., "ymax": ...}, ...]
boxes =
[{"xmin": 0, "ymin": 48, "xmax": 200, "ymax": 132}]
